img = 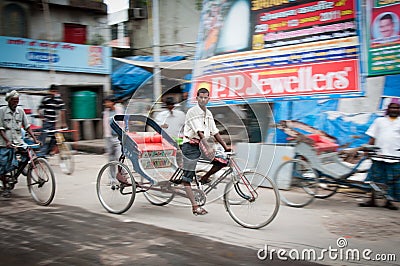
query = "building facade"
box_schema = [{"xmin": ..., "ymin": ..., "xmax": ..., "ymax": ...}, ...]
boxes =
[
  {"xmin": 108, "ymin": 9, "xmax": 130, "ymax": 48},
  {"xmin": 0, "ymin": 0, "xmax": 111, "ymax": 139},
  {"xmin": 127, "ymin": 0, "xmax": 201, "ymax": 58}
]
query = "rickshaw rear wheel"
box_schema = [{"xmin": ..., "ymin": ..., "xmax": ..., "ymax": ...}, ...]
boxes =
[
  {"xmin": 142, "ymin": 176, "xmax": 175, "ymax": 206},
  {"xmin": 274, "ymin": 159, "xmax": 318, "ymax": 208}
]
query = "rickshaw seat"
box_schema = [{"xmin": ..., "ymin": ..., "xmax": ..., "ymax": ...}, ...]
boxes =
[
  {"xmin": 127, "ymin": 132, "xmax": 176, "ymax": 155},
  {"xmin": 128, "ymin": 133, "xmax": 163, "ymax": 144},
  {"xmin": 307, "ymin": 134, "xmax": 338, "ymax": 153}
]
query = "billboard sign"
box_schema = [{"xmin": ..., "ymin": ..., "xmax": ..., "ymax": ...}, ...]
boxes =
[
  {"xmin": 192, "ymin": 0, "xmax": 365, "ymax": 105},
  {"xmin": 366, "ymin": 0, "xmax": 400, "ymax": 76}
]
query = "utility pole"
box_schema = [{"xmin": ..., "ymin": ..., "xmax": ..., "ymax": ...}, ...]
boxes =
[
  {"xmin": 128, "ymin": 0, "xmax": 161, "ymax": 103},
  {"xmin": 128, "ymin": 0, "xmax": 135, "ymax": 51},
  {"xmin": 152, "ymin": 0, "xmax": 162, "ymax": 104},
  {"xmin": 42, "ymin": 0, "xmax": 56, "ymax": 84}
]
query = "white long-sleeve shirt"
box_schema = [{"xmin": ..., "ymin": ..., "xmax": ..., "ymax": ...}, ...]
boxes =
[
  {"xmin": 154, "ymin": 108, "xmax": 186, "ymax": 139},
  {"xmin": 103, "ymin": 105, "xmax": 124, "ymax": 138},
  {"xmin": 366, "ymin": 116, "xmax": 400, "ymax": 162}
]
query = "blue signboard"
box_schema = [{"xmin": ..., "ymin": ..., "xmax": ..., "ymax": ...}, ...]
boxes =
[{"xmin": 0, "ymin": 36, "xmax": 111, "ymax": 74}]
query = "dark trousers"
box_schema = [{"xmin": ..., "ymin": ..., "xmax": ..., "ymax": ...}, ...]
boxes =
[{"xmin": 37, "ymin": 123, "xmax": 56, "ymax": 157}]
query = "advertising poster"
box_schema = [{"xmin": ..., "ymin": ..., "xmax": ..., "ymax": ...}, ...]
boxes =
[
  {"xmin": 192, "ymin": 0, "xmax": 365, "ymax": 106},
  {"xmin": 367, "ymin": 0, "xmax": 400, "ymax": 76}
]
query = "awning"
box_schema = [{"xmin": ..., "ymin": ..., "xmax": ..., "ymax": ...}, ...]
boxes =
[
  {"xmin": 112, "ymin": 57, "xmax": 195, "ymax": 77},
  {"xmin": 111, "ymin": 55, "xmax": 193, "ymax": 99}
]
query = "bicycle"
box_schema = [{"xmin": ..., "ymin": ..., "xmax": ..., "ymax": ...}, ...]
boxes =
[
  {"xmin": 1, "ymin": 143, "xmax": 56, "ymax": 205},
  {"xmin": 40, "ymin": 128, "xmax": 75, "ymax": 175},
  {"xmin": 96, "ymin": 114, "xmax": 280, "ymax": 229}
]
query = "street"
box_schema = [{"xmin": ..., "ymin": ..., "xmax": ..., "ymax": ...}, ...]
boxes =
[
  {"xmin": 0, "ymin": 200, "xmax": 318, "ymax": 265},
  {"xmin": 1, "ymin": 152, "xmax": 399, "ymax": 266}
]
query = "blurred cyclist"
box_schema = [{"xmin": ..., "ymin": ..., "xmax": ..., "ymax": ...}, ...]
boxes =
[
  {"xmin": 0, "ymin": 90, "xmax": 39, "ymax": 197},
  {"xmin": 37, "ymin": 85, "xmax": 67, "ymax": 157}
]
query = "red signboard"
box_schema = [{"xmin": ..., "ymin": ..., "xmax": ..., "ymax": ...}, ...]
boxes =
[
  {"xmin": 195, "ymin": 60, "xmax": 359, "ymax": 101},
  {"xmin": 256, "ymin": 0, "xmax": 355, "ymax": 34}
]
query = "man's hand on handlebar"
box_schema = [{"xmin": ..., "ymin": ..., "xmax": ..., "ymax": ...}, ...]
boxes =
[
  {"xmin": 200, "ymin": 138, "xmax": 214, "ymax": 159},
  {"xmin": 360, "ymin": 144, "xmax": 380, "ymax": 153}
]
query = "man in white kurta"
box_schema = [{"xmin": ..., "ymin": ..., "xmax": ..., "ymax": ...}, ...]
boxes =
[
  {"xmin": 359, "ymin": 99, "xmax": 400, "ymax": 210},
  {"xmin": 154, "ymin": 97, "xmax": 185, "ymax": 142}
]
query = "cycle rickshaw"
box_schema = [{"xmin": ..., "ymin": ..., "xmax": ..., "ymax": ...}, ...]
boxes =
[
  {"xmin": 96, "ymin": 114, "xmax": 280, "ymax": 229},
  {"xmin": 273, "ymin": 120, "xmax": 397, "ymax": 208}
]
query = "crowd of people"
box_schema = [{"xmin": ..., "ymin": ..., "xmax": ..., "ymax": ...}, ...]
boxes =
[{"xmin": 0, "ymin": 86, "xmax": 398, "ymax": 212}]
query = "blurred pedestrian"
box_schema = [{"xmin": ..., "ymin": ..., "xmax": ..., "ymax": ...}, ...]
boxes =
[
  {"xmin": 359, "ymin": 98, "xmax": 400, "ymax": 210},
  {"xmin": 103, "ymin": 95, "xmax": 124, "ymax": 163},
  {"xmin": 37, "ymin": 85, "xmax": 67, "ymax": 157},
  {"xmin": 154, "ymin": 97, "xmax": 186, "ymax": 145}
]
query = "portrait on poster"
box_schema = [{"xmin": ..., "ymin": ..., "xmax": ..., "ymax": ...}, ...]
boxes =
[{"xmin": 372, "ymin": 12, "xmax": 400, "ymax": 44}]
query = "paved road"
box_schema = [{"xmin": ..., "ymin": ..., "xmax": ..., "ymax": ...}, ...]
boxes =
[
  {"xmin": 1, "ymin": 153, "xmax": 399, "ymax": 265},
  {"xmin": 0, "ymin": 197, "xmax": 320, "ymax": 265}
]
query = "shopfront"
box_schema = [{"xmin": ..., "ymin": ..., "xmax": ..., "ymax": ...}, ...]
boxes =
[{"xmin": 0, "ymin": 36, "xmax": 112, "ymax": 140}]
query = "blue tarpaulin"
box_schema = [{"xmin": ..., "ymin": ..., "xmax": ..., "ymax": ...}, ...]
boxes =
[
  {"xmin": 269, "ymin": 99, "xmax": 380, "ymax": 148},
  {"xmin": 111, "ymin": 55, "xmax": 185, "ymax": 99},
  {"xmin": 383, "ymin": 74, "xmax": 400, "ymax": 98}
]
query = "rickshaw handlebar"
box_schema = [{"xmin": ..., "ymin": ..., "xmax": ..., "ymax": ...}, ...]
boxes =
[
  {"xmin": 42, "ymin": 128, "xmax": 69, "ymax": 133},
  {"xmin": 11, "ymin": 143, "xmax": 40, "ymax": 149},
  {"xmin": 360, "ymin": 145, "xmax": 400, "ymax": 161}
]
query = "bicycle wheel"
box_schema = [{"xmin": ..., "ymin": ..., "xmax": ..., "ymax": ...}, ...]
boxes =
[
  {"xmin": 224, "ymin": 171, "xmax": 280, "ymax": 229},
  {"xmin": 314, "ymin": 157, "xmax": 372, "ymax": 199},
  {"xmin": 142, "ymin": 176, "xmax": 175, "ymax": 206},
  {"xmin": 27, "ymin": 158, "xmax": 56, "ymax": 206},
  {"xmin": 274, "ymin": 159, "xmax": 318, "ymax": 208},
  {"xmin": 96, "ymin": 161, "xmax": 136, "ymax": 214},
  {"xmin": 314, "ymin": 177, "xmax": 338, "ymax": 199},
  {"xmin": 58, "ymin": 142, "xmax": 74, "ymax": 175}
]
